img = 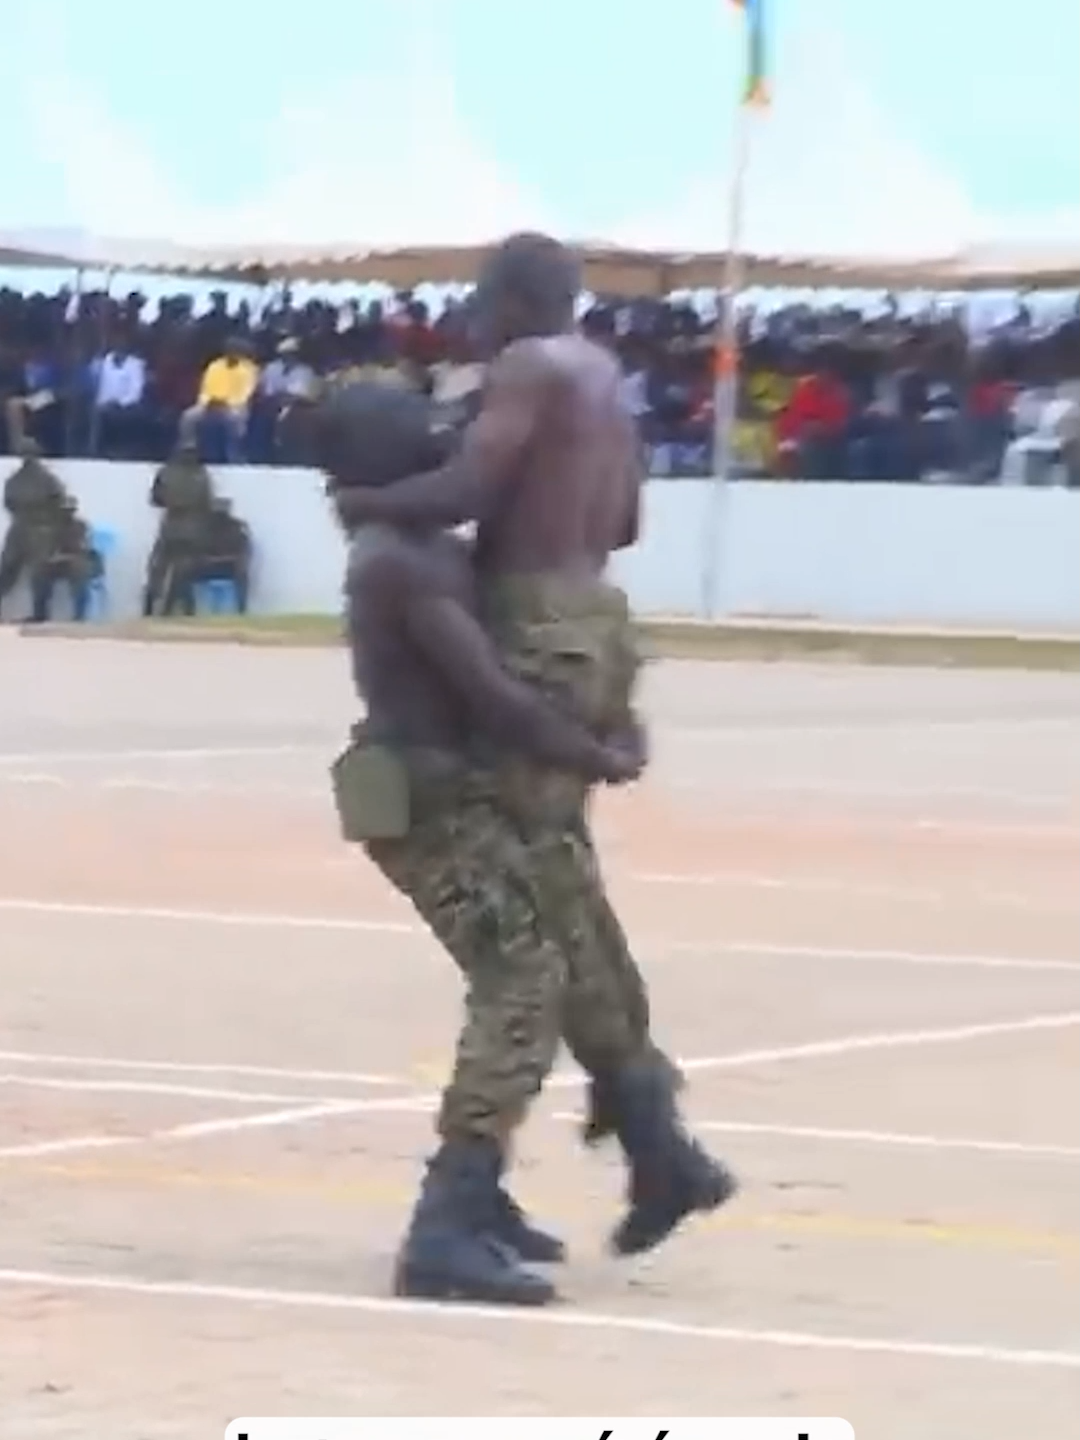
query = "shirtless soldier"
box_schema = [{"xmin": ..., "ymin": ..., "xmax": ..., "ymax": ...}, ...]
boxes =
[
  {"xmin": 331, "ymin": 236, "xmax": 737, "ymax": 1297},
  {"xmin": 323, "ymin": 380, "xmax": 647, "ymax": 1305}
]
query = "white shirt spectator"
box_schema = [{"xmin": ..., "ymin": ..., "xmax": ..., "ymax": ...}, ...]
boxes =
[
  {"xmin": 96, "ymin": 351, "xmax": 146, "ymax": 409},
  {"xmin": 259, "ymin": 357, "xmax": 316, "ymax": 400},
  {"xmin": 1001, "ymin": 385, "xmax": 1080, "ymax": 485},
  {"xmin": 620, "ymin": 369, "xmax": 650, "ymax": 418}
]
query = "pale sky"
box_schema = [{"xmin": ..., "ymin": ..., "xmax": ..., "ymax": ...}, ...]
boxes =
[{"xmin": 1, "ymin": 0, "xmax": 1076, "ymax": 257}]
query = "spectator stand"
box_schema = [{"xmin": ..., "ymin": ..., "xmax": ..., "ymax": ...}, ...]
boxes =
[{"xmin": 1, "ymin": 235, "xmax": 1078, "ymax": 487}]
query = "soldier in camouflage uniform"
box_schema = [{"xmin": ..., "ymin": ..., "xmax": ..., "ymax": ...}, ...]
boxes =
[
  {"xmin": 334, "ymin": 234, "xmax": 737, "ymax": 1289},
  {"xmin": 142, "ymin": 437, "xmax": 216, "ymax": 616},
  {"xmin": 325, "ymin": 380, "xmax": 649, "ymax": 1306},
  {"xmin": 0, "ymin": 439, "xmax": 67, "ymax": 617},
  {"xmin": 26, "ymin": 493, "xmax": 103, "ymax": 622},
  {"xmin": 160, "ymin": 496, "xmax": 253, "ymax": 616}
]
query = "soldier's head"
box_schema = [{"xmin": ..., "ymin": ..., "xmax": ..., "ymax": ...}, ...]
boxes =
[
  {"xmin": 315, "ymin": 379, "xmax": 452, "ymax": 493},
  {"xmin": 473, "ymin": 232, "xmax": 581, "ymax": 355}
]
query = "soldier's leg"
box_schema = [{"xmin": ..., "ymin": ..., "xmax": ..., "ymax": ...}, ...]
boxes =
[
  {"xmin": 532, "ymin": 823, "xmax": 676, "ymax": 1132},
  {"xmin": 231, "ymin": 558, "xmax": 250, "ymax": 614},
  {"xmin": 27, "ymin": 562, "xmax": 58, "ymax": 623},
  {"xmin": 543, "ymin": 822, "xmax": 738, "ymax": 1257},
  {"xmin": 142, "ymin": 543, "xmax": 167, "ymax": 616},
  {"xmin": 164, "ymin": 555, "xmax": 197, "ymax": 616},
  {"xmin": 367, "ymin": 799, "xmax": 566, "ymax": 1305},
  {"xmin": 0, "ymin": 523, "xmax": 27, "ymax": 604}
]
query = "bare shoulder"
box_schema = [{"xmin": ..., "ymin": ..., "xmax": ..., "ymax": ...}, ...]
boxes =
[{"xmin": 490, "ymin": 337, "xmax": 561, "ymax": 387}]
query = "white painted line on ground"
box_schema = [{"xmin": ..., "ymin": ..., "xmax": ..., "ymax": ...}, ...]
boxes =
[
  {"xmin": 663, "ymin": 775, "xmax": 1076, "ymax": 811},
  {"xmin": 0, "ymin": 772, "xmax": 68, "ymax": 787},
  {"xmin": 659, "ymin": 938, "xmax": 1080, "ymax": 973},
  {"xmin": 5, "ymin": 1015, "xmax": 1077, "ymax": 1108},
  {"xmin": 0, "ymin": 746, "xmax": 317, "ymax": 766},
  {"xmin": 907, "ymin": 818, "xmax": 1079, "ymax": 843},
  {"xmin": 0, "ymin": 1050, "xmax": 400, "ymax": 1086},
  {"xmin": 661, "ymin": 808, "xmax": 1080, "ymax": 845},
  {"xmin": 0, "ymin": 897, "xmax": 418, "ymax": 935},
  {"xmin": 0, "ymin": 773, "xmax": 325, "ymax": 799},
  {"xmin": 4, "ymin": 770, "xmax": 1076, "ymax": 844},
  {"xmin": 0, "ymin": 1266, "xmax": 1075, "ymax": 1369},
  {"xmin": 618, "ymin": 1011, "xmax": 1080, "ymax": 1082},
  {"xmin": 631, "ymin": 869, "xmax": 1077, "ymax": 914},
  {"xmin": 662, "ymin": 716, "xmax": 1079, "ymax": 743},
  {"xmin": 0, "ymin": 1132, "xmax": 134, "ymax": 1160},
  {"xmin": 0, "ymin": 720, "xmax": 1068, "ymax": 770},
  {"xmin": 4, "ymin": 761, "xmax": 1077, "ymax": 828},
  {"xmin": 4, "ymin": 1014, "xmax": 1075, "ymax": 1161},
  {"xmin": 157, "ymin": 1099, "xmax": 380, "ymax": 1140},
  {"xmin": 0, "ymin": 1096, "xmax": 435, "ymax": 1161},
  {"xmin": 3, "ymin": 897, "xmax": 1077, "ymax": 974},
  {"xmin": 0, "ymin": 1073, "xmax": 407, "ymax": 1106},
  {"xmin": 550, "ymin": 1113, "xmax": 1080, "ymax": 1161}
]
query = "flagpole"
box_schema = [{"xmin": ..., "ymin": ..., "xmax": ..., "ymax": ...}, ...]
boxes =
[{"xmin": 700, "ymin": 86, "xmax": 754, "ymax": 620}]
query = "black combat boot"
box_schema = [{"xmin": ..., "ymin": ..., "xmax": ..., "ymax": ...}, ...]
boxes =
[
  {"xmin": 582, "ymin": 1048, "xmax": 685, "ymax": 1148},
  {"xmin": 491, "ymin": 1184, "xmax": 567, "ymax": 1263},
  {"xmin": 393, "ymin": 1137, "xmax": 558, "ymax": 1305},
  {"xmin": 605, "ymin": 1055, "xmax": 738, "ymax": 1256}
]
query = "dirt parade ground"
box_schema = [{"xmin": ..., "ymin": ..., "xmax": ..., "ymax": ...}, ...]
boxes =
[{"xmin": 0, "ymin": 634, "xmax": 1077, "ymax": 1438}]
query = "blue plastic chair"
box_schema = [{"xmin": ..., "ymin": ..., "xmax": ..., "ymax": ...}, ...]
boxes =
[
  {"xmin": 85, "ymin": 526, "xmax": 118, "ymax": 621},
  {"xmin": 195, "ymin": 575, "xmax": 242, "ymax": 615}
]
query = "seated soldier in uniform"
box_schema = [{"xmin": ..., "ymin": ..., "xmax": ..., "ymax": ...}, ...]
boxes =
[
  {"xmin": 27, "ymin": 493, "xmax": 103, "ymax": 623},
  {"xmin": 322, "ymin": 380, "xmax": 649, "ymax": 1306},
  {"xmin": 0, "ymin": 438, "xmax": 67, "ymax": 617},
  {"xmin": 164, "ymin": 496, "xmax": 253, "ymax": 616}
]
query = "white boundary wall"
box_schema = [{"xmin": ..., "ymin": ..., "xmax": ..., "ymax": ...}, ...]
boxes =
[{"xmin": 1, "ymin": 461, "xmax": 1077, "ymax": 630}]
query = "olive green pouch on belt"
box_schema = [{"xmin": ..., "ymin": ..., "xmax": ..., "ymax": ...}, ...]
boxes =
[{"xmin": 330, "ymin": 740, "xmax": 411, "ymax": 843}]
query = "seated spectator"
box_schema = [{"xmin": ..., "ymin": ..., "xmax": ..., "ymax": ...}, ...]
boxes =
[
  {"xmin": 258, "ymin": 338, "xmax": 315, "ymax": 404},
  {"xmin": 919, "ymin": 374, "xmax": 965, "ymax": 480},
  {"xmin": 776, "ymin": 360, "xmax": 851, "ymax": 478},
  {"xmin": 0, "ymin": 341, "xmax": 28, "ymax": 454},
  {"xmin": 18, "ymin": 346, "xmax": 66, "ymax": 456},
  {"xmin": 184, "ymin": 337, "xmax": 258, "ymax": 464},
  {"xmin": 619, "ymin": 341, "xmax": 652, "ymax": 434},
  {"xmin": 1001, "ymin": 383, "xmax": 1080, "ymax": 487},
  {"xmin": 965, "ymin": 369, "xmax": 1015, "ymax": 482},
  {"xmin": 93, "ymin": 343, "xmax": 147, "ymax": 458},
  {"xmin": 249, "ymin": 338, "xmax": 316, "ymax": 463}
]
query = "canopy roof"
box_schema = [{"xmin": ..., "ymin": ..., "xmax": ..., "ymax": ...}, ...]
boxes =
[{"xmin": 2, "ymin": 230, "xmax": 1077, "ymax": 294}]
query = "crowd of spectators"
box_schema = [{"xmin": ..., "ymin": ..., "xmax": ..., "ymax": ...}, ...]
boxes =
[{"xmin": 1, "ymin": 279, "xmax": 1078, "ymax": 486}]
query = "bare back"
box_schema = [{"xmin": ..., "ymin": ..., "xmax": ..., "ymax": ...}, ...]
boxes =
[{"xmin": 474, "ymin": 334, "xmax": 640, "ymax": 580}]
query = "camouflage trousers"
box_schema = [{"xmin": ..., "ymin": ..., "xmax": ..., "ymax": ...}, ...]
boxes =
[{"xmin": 366, "ymin": 796, "xmax": 650, "ymax": 1143}]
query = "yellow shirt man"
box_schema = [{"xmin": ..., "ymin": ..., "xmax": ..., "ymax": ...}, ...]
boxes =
[{"xmin": 198, "ymin": 354, "xmax": 258, "ymax": 411}]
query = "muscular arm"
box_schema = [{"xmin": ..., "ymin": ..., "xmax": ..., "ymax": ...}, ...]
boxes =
[
  {"xmin": 398, "ymin": 576, "xmax": 616, "ymax": 781},
  {"xmin": 332, "ymin": 344, "xmax": 547, "ymax": 530}
]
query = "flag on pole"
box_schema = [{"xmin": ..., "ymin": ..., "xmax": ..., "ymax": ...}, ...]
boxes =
[{"xmin": 730, "ymin": 0, "xmax": 769, "ymax": 107}]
